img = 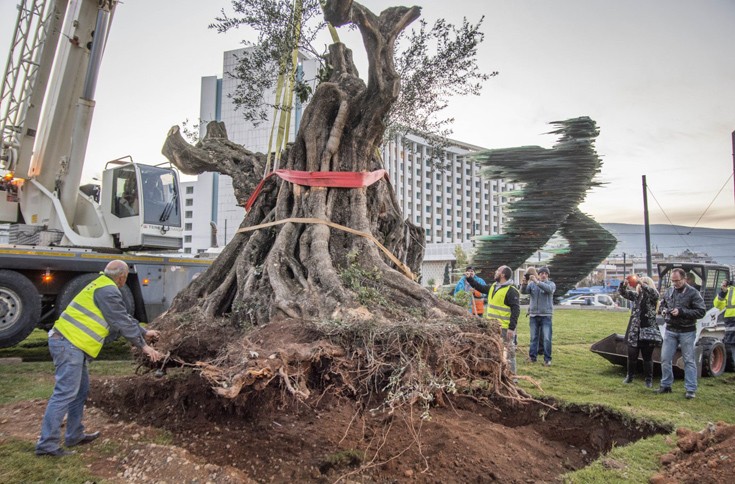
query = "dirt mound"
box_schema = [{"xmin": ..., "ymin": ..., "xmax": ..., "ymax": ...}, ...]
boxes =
[
  {"xmin": 652, "ymin": 422, "xmax": 735, "ymax": 484},
  {"xmin": 89, "ymin": 372, "xmax": 669, "ymax": 483}
]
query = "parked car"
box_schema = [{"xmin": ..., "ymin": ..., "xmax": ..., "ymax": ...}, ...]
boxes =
[{"xmin": 559, "ymin": 294, "xmax": 617, "ymax": 308}]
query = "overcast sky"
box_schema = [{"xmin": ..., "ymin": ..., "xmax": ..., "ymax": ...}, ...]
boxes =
[{"xmin": 1, "ymin": 0, "xmax": 733, "ymax": 229}]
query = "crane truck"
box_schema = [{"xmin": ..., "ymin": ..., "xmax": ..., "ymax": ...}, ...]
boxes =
[{"xmin": 0, "ymin": 0, "xmax": 211, "ymax": 348}]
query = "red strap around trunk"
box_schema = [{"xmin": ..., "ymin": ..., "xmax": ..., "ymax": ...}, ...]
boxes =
[{"xmin": 245, "ymin": 169, "xmax": 389, "ymax": 211}]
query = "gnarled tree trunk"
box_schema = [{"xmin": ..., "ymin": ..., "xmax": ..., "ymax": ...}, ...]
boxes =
[{"xmin": 161, "ymin": 1, "xmax": 464, "ymax": 331}]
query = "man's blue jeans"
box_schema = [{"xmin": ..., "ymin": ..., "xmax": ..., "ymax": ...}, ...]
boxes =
[
  {"xmin": 529, "ymin": 315, "xmax": 552, "ymax": 363},
  {"xmin": 660, "ymin": 329, "xmax": 697, "ymax": 392},
  {"xmin": 36, "ymin": 332, "xmax": 90, "ymax": 453}
]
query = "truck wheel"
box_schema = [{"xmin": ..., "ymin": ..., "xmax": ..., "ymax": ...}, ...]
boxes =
[
  {"xmin": 0, "ymin": 270, "xmax": 42, "ymax": 348},
  {"xmin": 56, "ymin": 274, "xmax": 135, "ymax": 320},
  {"xmin": 700, "ymin": 338, "xmax": 727, "ymax": 377}
]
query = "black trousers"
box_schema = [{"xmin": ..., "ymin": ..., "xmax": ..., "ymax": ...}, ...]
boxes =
[{"xmin": 627, "ymin": 344, "xmax": 655, "ymax": 380}]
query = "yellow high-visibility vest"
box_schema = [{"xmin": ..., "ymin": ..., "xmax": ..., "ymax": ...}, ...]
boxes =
[
  {"xmin": 714, "ymin": 286, "xmax": 735, "ymax": 319},
  {"xmin": 486, "ymin": 283, "xmax": 512, "ymax": 329},
  {"xmin": 54, "ymin": 275, "xmax": 116, "ymax": 358}
]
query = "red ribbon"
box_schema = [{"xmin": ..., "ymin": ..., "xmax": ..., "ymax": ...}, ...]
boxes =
[{"xmin": 245, "ymin": 169, "xmax": 389, "ymax": 211}]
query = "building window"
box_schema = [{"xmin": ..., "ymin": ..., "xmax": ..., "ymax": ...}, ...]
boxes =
[
  {"xmin": 184, "ymin": 248, "xmax": 191, "ymax": 254},
  {"xmin": 425, "ymin": 182, "xmax": 431, "ymax": 190},
  {"xmin": 186, "ymin": 186, "xmax": 194, "ymax": 194},
  {"xmin": 446, "ymin": 186, "xmax": 451, "ymax": 193},
  {"xmin": 436, "ymin": 218, "xmax": 441, "ymax": 225},
  {"xmin": 184, "ymin": 235, "xmax": 192, "ymax": 243},
  {"xmin": 185, "ymin": 199, "xmax": 193, "ymax": 207},
  {"xmin": 436, "ymin": 195, "xmax": 442, "ymax": 203},
  {"xmin": 456, "ymin": 221, "xmax": 461, "ymax": 228},
  {"xmin": 425, "ymin": 206, "xmax": 431, "ymax": 213},
  {"xmin": 446, "ymin": 231, "xmax": 452, "ymax": 238},
  {"xmin": 185, "ymin": 211, "xmax": 193, "ymax": 218},
  {"xmin": 446, "ymin": 208, "xmax": 451, "ymax": 216},
  {"xmin": 425, "ymin": 228, "xmax": 430, "ymax": 236},
  {"xmin": 185, "ymin": 223, "xmax": 192, "ymax": 231}
]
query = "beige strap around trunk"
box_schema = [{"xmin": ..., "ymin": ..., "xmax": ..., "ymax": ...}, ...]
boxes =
[{"xmin": 237, "ymin": 217, "xmax": 415, "ymax": 280}]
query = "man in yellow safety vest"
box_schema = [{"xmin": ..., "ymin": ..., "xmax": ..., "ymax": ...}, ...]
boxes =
[
  {"xmin": 35, "ymin": 260, "xmax": 163, "ymax": 457},
  {"xmin": 465, "ymin": 265, "xmax": 521, "ymax": 376},
  {"xmin": 714, "ymin": 279, "xmax": 735, "ymax": 370}
]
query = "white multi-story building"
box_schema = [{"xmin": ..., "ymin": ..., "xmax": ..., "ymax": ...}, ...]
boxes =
[{"xmin": 186, "ymin": 48, "xmax": 516, "ymax": 281}]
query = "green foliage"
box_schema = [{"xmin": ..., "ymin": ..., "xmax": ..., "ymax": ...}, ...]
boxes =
[
  {"xmin": 454, "ymin": 245, "xmax": 468, "ymax": 272},
  {"xmin": 339, "ymin": 251, "xmax": 387, "ymax": 307},
  {"xmin": 389, "ymin": 16, "xmax": 495, "ymax": 159},
  {"xmin": 213, "ymin": 1, "xmax": 492, "ymax": 147}
]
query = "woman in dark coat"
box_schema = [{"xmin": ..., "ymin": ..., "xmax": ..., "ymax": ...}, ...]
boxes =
[{"xmin": 618, "ymin": 276, "xmax": 660, "ymax": 387}]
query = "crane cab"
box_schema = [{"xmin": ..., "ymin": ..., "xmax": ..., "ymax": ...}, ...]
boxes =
[{"xmin": 101, "ymin": 161, "xmax": 183, "ymax": 250}]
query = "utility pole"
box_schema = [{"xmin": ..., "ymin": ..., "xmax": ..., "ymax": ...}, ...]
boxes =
[{"xmin": 642, "ymin": 175, "xmax": 653, "ymax": 277}]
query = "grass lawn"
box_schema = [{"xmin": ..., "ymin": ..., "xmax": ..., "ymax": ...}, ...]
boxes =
[{"xmin": 1, "ymin": 310, "xmax": 733, "ymax": 482}]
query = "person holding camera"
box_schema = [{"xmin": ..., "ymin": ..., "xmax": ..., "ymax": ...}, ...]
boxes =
[
  {"xmin": 618, "ymin": 276, "xmax": 660, "ymax": 387},
  {"xmin": 714, "ymin": 279, "xmax": 735, "ymax": 369},
  {"xmin": 521, "ymin": 266, "xmax": 555, "ymax": 366},
  {"xmin": 656, "ymin": 268, "xmax": 706, "ymax": 399}
]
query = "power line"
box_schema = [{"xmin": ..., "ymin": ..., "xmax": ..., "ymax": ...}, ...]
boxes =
[
  {"xmin": 686, "ymin": 172, "xmax": 734, "ymax": 234},
  {"xmin": 645, "ymin": 182, "xmax": 695, "ymax": 253}
]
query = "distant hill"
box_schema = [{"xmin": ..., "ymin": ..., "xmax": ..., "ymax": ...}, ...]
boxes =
[{"xmin": 602, "ymin": 223, "xmax": 735, "ymax": 266}]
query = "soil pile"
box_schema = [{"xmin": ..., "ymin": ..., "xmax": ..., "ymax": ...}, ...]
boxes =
[{"xmin": 652, "ymin": 422, "xmax": 735, "ymax": 484}]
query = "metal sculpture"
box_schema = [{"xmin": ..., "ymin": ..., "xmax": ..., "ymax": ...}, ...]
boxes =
[{"xmin": 472, "ymin": 116, "xmax": 617, "ymax": 297}]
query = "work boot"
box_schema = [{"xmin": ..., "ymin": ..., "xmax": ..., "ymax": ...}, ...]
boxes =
[
  {"xmin": 66, "ymin": 431, "xmax": 101, "ymax": 447},
  {"xmin": 644, "ymin": 379, "xmax": 653, "ymax": 388},
  {"xmin": 622, "ymin": 375, "xmax": 633, "ymax": 384},
  {"xmin": 35, "ymin": 449, "xmax": 76, "ymax": 457},
  {"xmin": 654, "ymin": 386, "xmax": 672, "ymax": 394},
  {"xmin": 685, "ymin": 391, "xmax": 696, "ymax": 399}
]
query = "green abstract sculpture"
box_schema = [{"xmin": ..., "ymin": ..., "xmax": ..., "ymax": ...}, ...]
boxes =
[{"xmin": 472, "ymin": 117, "xmax": 617, "ymax": 298}]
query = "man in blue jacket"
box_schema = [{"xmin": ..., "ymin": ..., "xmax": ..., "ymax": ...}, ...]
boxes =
[
  {"xmin": 521, "ymin": 267, "xmax": 556, "ymax": 366},
  {"xmin": 453, "ymin": 266, "xmax": 486, "ymax": 316}
]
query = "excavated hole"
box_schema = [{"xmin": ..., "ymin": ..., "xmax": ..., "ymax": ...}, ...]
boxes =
[{"xmin": 90, "ymin": 371, "xmax": 671, "ymax": 483}]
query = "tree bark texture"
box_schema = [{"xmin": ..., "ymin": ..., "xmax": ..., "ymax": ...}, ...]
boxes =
[{"xmin": 160, "ymin": 0, "xmax": 464, "ymax": 333}]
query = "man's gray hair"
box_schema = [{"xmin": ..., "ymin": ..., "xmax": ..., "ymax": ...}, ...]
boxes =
[{"xmin": 104, "ymin": 260, "xmax": 129, "ymax": 278}]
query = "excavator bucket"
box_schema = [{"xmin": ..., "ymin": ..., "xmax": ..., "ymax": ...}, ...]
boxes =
[{"xmin": 590, "ymin": 332, "xmax": 681, "ymax": 374}]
